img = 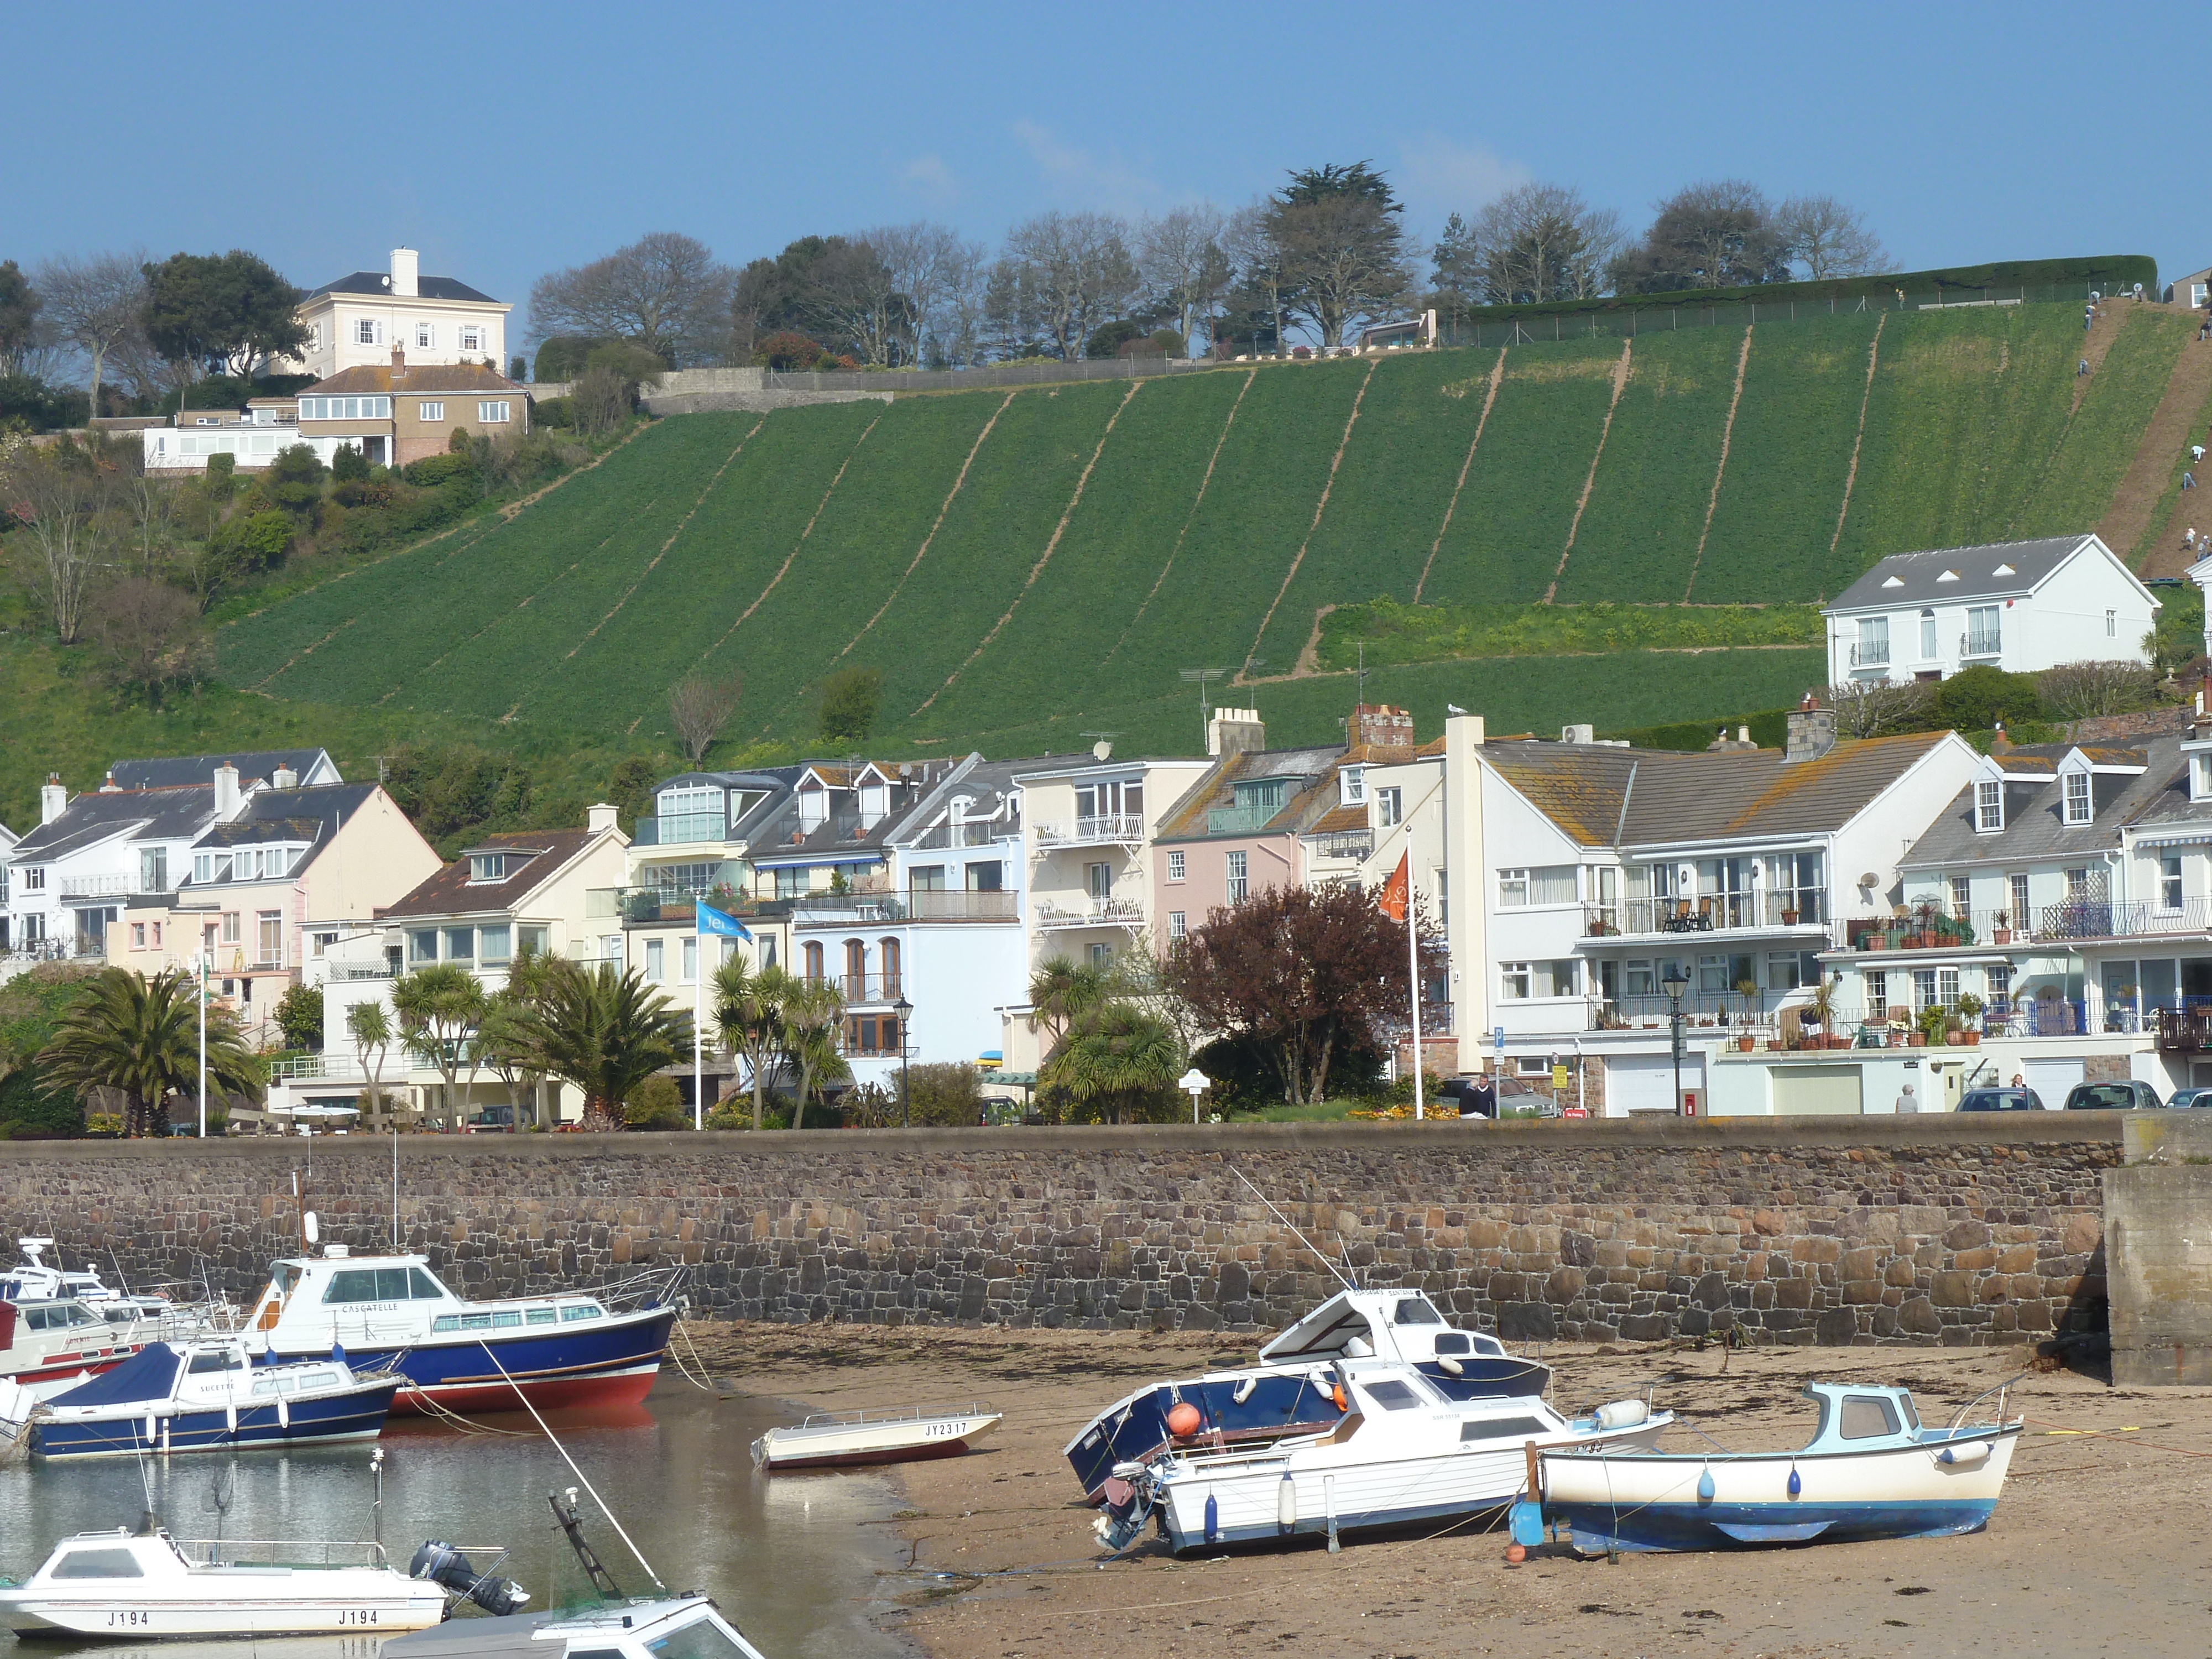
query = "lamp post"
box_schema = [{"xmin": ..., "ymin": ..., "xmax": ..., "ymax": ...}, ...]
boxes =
[
  {"xmin": 194, "ymin": 950, "xmax": 208, "ymax": 1139},
  {"xmin": 1662, "ymin": 962, "xmax": 1691, "ymax": 1118},
  {"xmin": 893, "ymin": 994, "xmax": 913, "ymax": 1129}
]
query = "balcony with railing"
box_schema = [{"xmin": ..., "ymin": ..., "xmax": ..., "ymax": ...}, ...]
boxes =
[
  {"xmin": 1034, "ymin": 815, "xmax": 1145, "ymax": 849},
  {"xmin": 1844, "ymin": 907, "xmax": 2011, "ymax": 952},
  {"xmin": 1306, "ymin": 828, "xmax": 1375, "ymax": 863},
  {"xmin": 1583, "ymin": 890, "xmax": 1828, "ymax": 941},
  {"xmin": 632, "ymin": 811, "xmax": 730, "ymax": 848},
  {"xmin": 1035, "ymin": 897, "xmax": 1146, "ymax": 930},
  {"xmin": 1203, "ymin": 803, "xmax": 1282, "ymax": 836},
  {"xmin": 1848, "ymin": 639, "xmax": 1889, "ymax": 669},
  {"xmin": 797, "ymin": 972, "xmax": 904, "ymax": 1005},
  {"xmin": 323, "ymin": 958, "xmax": 398, "ymax": 982},
  {"xmin": 1960, "ymin": 626, "xmax": 2002, "ymax": 661},
  {"xmin": 2039, "ymin": 895, "xmax": 2212, "ymax": 942},
  {"xmin": 912, "ymin": 817, "xmax": 1019, "ymax": 851},
  {"xmin": 588, "ymin": 884, "xmax": 774, "ymax": 925},
  {"xmin": 792, "ymin": 889, "xmax": 1018, "ymax": 925},
  {"xmin": 268, "ymin": 1052, "xmax": 369, "ymax": 1085},
  {"xmin": 60, "ymin": 873, "xmax": 133, "ymax": 899}
]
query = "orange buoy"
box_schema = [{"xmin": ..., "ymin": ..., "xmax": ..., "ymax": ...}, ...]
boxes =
[
  {"xmin": 1505, "ymin": 1543, "xmax": 1527, "ymax": 1565},
  {"xmin": 1165, "ymin": 1402, "xmax": 1204, "ymax": 1437}
]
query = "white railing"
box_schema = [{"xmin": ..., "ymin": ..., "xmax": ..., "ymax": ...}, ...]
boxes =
[
  {"xmin": 1035, "ymin": 815, "xmax": 1145, "ymax": 848},
  {"xmin": 60, "ymin": 873, "xmax": 133, "ymax": 898},
  {"xmin": 268, "ymin": 1054, "xmax": 368, "ymax": 1084},
  {"xmin": 1035, "ymin": 898, "xmax": 1146, "ymax": 929}
]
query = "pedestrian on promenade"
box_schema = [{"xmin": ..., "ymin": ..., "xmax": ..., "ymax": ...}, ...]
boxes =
[{"xmin": 1895, "ymin": 1083, "xmax": 1919, "ymax": 1114}]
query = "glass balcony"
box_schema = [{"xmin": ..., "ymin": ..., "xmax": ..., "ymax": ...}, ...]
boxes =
[{"xmin": 1582, "ymin": 890, "xmax": 1826, "ymax": 940}]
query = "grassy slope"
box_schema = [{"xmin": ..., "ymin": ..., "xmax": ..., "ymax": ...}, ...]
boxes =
[{"xmin": 2015, "ymin": 308, "xmax": 2191, "ymax": 537}]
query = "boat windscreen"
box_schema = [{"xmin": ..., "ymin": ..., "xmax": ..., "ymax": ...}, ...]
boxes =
[
  {"xmin": 46, "ymin": 1343, "xmax": 180, "ymax": 1407},
  {"xmin": 645, "ymin": 1613, "xmax": 755, "ymax": 1657}
]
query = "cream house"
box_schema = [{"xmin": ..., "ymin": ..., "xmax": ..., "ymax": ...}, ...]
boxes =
[{"xmin": 280, "ymin": 248, "xmax": 511, "ymax": 382}]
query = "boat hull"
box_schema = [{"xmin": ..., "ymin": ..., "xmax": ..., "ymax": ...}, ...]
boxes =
[
  {"xmin": 0, "ymin": 1578, "xmax": 444, "ymax": 1637},
  {"xmin": 265, "ymin": 1307, "xmax": 676, "ymax": 1415},
  {"xmin": 1541, "ymin": 1428, "xmax": 2021, "ymax": 1553},
  {"xmin": 32, "ymin": 1379, "xmax": 400, "ymax": 1459},
  {"xmin": 754, "ymin": 1413, "xmax": 1001, "ymax": 1470}
]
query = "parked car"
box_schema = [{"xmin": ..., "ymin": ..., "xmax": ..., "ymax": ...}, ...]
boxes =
[
  {"xmin": 464, "ymin": 1104, "xmax": 517, "ymax": 1131},
  {"xmin": 2063, "ymin": 1081, "xmax": 2163, "ymax": 1110},
  {"xmin": 2165, "ymin": 1087, "xmax": 2212, "ymax": 1109},
  {"xmin": 1959, "ymin": 1088, "xmax": 2045, "ymax": 1112}
]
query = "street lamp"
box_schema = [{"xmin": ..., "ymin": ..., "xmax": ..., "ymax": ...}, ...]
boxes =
[
  {"xmin": 1662, "ymin": 962, "xmax": 1692, "ymax": 1118},
  {"xmin": 893, "ymin": 995, "xmax": 913, "ymax": 1128},
  {"xmin": 192, "ymin": 950, "xmax": 208, "ymax": 1139}
]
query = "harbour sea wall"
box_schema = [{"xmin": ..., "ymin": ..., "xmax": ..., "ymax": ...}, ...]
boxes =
[{"xmin": 0, "ymin": 1118, "xmax": 2119, "ymax": 1348}]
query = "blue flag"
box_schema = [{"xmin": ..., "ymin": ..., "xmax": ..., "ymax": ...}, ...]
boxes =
[{"xmin": 696, "ymin": 900, "xmax": 752, "ymax": 941}]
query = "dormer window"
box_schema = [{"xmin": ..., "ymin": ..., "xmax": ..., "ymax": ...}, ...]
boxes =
[
  {"xmin": 2062, "ymin": 771, "xmax": 2092, "ymax": 826},
  {"xmin": 469, "ymin": 853, "xmax": 508, "ymax": 883},
  {"xmin": 1974, "ymin": 780, "xmax": 2003, "ymax": 834},
  {"xmin": 858, "ymin": 781, "xmax": 890, "ymax": 827},
  {"xmin": 2193, "ymin": 754, "xmax": 2212, "ymax": 803},
  {"xmin": 798, "ymin": 784, "xmax": 828, "ymax": 833},
  {"xmin": 1340, "ymin": 765, "xmax": 1367, "ymax": 806}
]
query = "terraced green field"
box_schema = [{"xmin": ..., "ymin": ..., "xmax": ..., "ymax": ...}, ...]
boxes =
[{"xmin": 216, "ymin": 301, "xmax": 2188, "ymax": 760}]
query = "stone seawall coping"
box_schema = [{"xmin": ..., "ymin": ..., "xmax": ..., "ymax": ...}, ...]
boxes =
[{"xmin": 1, "ymin": 1117, "xmax": 2124, "ymax": 1348}]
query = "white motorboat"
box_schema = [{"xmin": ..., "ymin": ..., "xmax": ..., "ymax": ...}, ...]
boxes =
[
  {"xmin": 3, "ymin": 1237, "xmax": 220, "ymax": 1329},
  {"xmin": 752, "ymin": 1402, "xmax": 1001, "ymax": 1470},
  {"xmin": 381, "ymin": 1593, "xmax": 769, "ymax": 1659},
  {"xmin": 0, "ymin": 1525, "xmax": 451, "ymax": 1639},
  {"xmin": 1099, "ymin": 1358, "xmax": 1671, "ymax": 1554},
  {"xmin": 1536, "ymin": 1380, "xmax": 2025, "ymax": 1553}
]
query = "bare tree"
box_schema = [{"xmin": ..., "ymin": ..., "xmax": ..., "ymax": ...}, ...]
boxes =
[
  {"xmin": 86, "ymin": 576, "xmax": 208, "ymax": 706},
  {"xmin": 1827, "ymin": 678, "xmax": 1936, "ymax": 739},
  {"xmin": 1775, "ymin": 195, "xmax": 1891, "ymax": 280},
  {"xmin": 2036, "ymin": 660, "xmax": 2158, "ymax": 721},
  {"xmin": 668, "ymin": 666, "xmax": 744, "ymax": 763},
  {"xmin": 528, "ymin": 233, "xmax": 735, "ymax": 366},
  {"xmin": 865, "ymin": 222, "xmax": 987, "ymax": 367},
  {"xmin": 1222, "ymin": 202, "xmax": 1290, "ymax": 356},
  {"xmin": 35, "ymin": 253, "xmax": 147, "ymax": 423},
  {"xmin": 2, "ymin": 442, "xmax": 111, "ymax": 642},
  {"xmin": 1138, "ymin": 204, "xmax": 1230, "ymax": 351},
  {"xmin": 996, "ymin": 211, "xmax": 1139, "ymax": 361},
  {"xmin": 1469, "ymin": 184, "xmax": 1621, "ymax": 304},
  {"xmin": 116, "ymin": 449, "xmax": 184, "ymax": 578}
]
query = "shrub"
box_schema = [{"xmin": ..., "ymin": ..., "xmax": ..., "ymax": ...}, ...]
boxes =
[
  {"xmin": 273, "ymin": 983, "xmax": 324, "ymax": 1051},
  {"xmin": 210, "ymin": 508, "xmax": 294, "ymax": 573},
  {"xmin": 623, "ymin": 1073, "xmax": 688, "ymax": 1129},
  {"xmin": 1929, "ymin": 665, "xmax": 2043, "ymax": 733},
  {"xmin": 331, "ymin": 442, "xmax": 370, "ymax": 483},
  {"xmin": 262, "ymin": 445, "xmax": 327, "ymax": 524},
  {"xmin": 332, "ymin": 474, "xmax": 395, "ymax": 508},
  {"xmin": 533, "ymin": 397, "xmax": 575, "ymax": 429},
  {"xmin": 901, "ymin": 1062, "xmax": 982, "ymax": 1127},
  {"xmin": 819, "ymin": 666, "xmax": 881, "ymax": 740},
  {"xmin": 403, "ymin": 453, "xmax": 475, "ymax": 487},
  {"xmin": 2036, "ymin": 660, "xmax": 2159, "ymax": 721},
  {"xmin": 753, "ymin": 330, "xmax": 827, "ymax": 372}
]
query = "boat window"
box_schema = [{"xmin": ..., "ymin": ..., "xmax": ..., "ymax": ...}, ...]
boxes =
[
  {"xmin": 53, "ymin": 1548, "xmax": 144, "ymax": 1579},
  {"xmin": 1460, "ymin": 1415, "xmax": 1551, "ymax": 1442},
  {"xmin": 561, "ymin": 1305, "xmax": 604, "ymax": 1322},
  {"xmin": 409, "ymin": 1269, "xmax": 446, "ymax": 1300},
  {"xmin": 528, "ymin": 1308, "xmax": 558, "ymax": 1325},
  {"xmin": 322, "ymin": 1268, "xmax": 416, "ymax": 1305},
  {"xmin": 494, "ymin": 1310, "xmax": 524, "ymax": 1328},
  {"xmin": 69, "ymin": 1303, "xmax": 102, "ymax": 1326},
  {"xmin": 186, "ymin": 1349, "xmax": 244, "ymax": 1374},
  {"xmin": 1896, "ymin": 1394, "xmax": 1921, "ymax": 1432},
  {"xmin": 646, "ymin": 1614, "xmax": 754, "ymax": 1657},
  {"xmin": 1839, "ymin": 1394, "xmax": 1901, "ymax": 1439},
  {"xmin": 1432, "ymin": 1332, "xmax": 1470, "ymax": 1355},
  {"xmin": 271, "ymin": 1264, "xmax": 301, "ymax": 1297},
  {"xmin": 1392, "ymin": 1297, "xmax": 1444, "ymax": 1326},
  {"xmin": 1361, "ymin": 1380, "xmax": 1426, "ymax": 1412}
]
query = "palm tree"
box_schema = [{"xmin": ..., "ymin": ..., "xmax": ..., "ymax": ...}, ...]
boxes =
[
  {"xmin": 346, "ymin": 1001, "xmax": 394, "ymax": 1123},
  {"xmin": 712, "ymin": 956, "xmax": 794, "ymax": 1130},
  {"xmin": 391, "ymin": 964, "xmax": 487, "ymax": 1129},
  {"xmin": 779, "ymin": 976, "xmax": 849, "ymax": 1130},
  {"xmin": 514, "ymin": 961, "xmax": 690, "ymax": 1131},
  {"xmin": 1041, "ymin": 1001, "xmax": 1181, "ymax": 1125},
  {"xmin": 40, "ymin": 967, "xmax": 258, "ymax": 1137},
  {"xmin": 1029, "ymin": 956, "xmax": 1112, "ymax": 1059},
  {"xmin": 476, "ymin": 948, "xmax": 561, "ymax": 1129}
]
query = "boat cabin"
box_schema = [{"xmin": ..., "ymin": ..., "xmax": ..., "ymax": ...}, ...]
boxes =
[
  {"xmin": 1255, "ymin": 1290, "xmax": 1512, "ymax": 1366},
  {"xmin": 1799, "ymin": 1383, "xmax": 1926, "ymax": 1451},
  {"xmin": 380, "ymin": 1593, "xmax": 767, "ymax": 1659},
  {"xmin": 247, "ymin": 1247, "xmax": 614, "ymax": 1345}
]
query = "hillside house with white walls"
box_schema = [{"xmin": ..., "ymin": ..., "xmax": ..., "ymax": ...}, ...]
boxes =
[
  {"xmin": 278, "ymin": 248, "xmax": 512, "ymax": 382},
  {"xmin": 1825, "ymin": 534, "xmax": 2156, "ymax": 686}
]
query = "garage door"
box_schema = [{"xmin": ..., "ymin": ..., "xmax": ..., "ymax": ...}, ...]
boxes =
[
  {"xmin": 2022, "ymin": 1058, "xmax": 2084, "ymax": 1110},
  {"xmin": 1607, "ymin": 1054, "xmax": 1702, "ymax": 1117},
  {"xmin": 1772, "ymin": 1065, "xmax": 1863, "ymax": 1116}
]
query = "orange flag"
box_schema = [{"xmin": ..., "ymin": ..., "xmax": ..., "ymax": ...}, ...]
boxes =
[{"xmin": 1380, "ymin": 851, "xmax": 1410, "ymax": 922}]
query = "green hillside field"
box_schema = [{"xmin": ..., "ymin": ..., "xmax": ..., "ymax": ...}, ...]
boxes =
[{"xmin": 213, "ymin": 301, "xmax": 2193, "ymax": 770}]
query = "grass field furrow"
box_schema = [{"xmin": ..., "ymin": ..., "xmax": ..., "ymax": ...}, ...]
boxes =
[{"xmin": 2015, "ymin": 309, "xmax": 2191, "ymax": 537}]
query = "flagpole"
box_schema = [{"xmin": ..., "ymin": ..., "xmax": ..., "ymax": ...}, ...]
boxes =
[
  {"xmin": 1407, "ymin": 875, "xmax": 1423, "ymax": 1121},
  {"xmin": 694, "ymin": 950, "xmax": 703, "ymax": 1132}
]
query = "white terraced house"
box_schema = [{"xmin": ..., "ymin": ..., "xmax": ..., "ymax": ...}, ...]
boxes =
[{"xmin": 1824, "ymin": 534, "xmax": 2157, "ymax": 686}]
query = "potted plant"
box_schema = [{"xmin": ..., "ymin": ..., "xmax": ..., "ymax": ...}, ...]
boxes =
[
  {"xmin": 1954, "ymin": 991, "xmax": 1984, "ymax": 1046},
  {"xmin": 1865, "ymin": 933, "xmax": 1887, "ymax": 951},
  {"xmin": 1990, "ymin": 910, "xmax": 2012, "ymax": 946},
  {"xmin": 1781, "ymin": 904, "xmax": 1799, "ymax": 925}
]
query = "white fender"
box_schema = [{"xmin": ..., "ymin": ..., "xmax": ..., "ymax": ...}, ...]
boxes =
[
  {"xmin": 1936, "ymin": 1439, "xmax": 1989, "ymax": 1467},
  {"xmin": 276, "ymin": 1394, "xmax": 289, "ymax": 1430},
  {"xmin": 1436, "ymin": 1355, "xmax": 1464, "ymax": 1377}
]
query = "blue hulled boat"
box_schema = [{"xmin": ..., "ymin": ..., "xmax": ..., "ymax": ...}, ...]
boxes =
[{"xmin": 30, "ymin": 1338, "xmax": 398, "ymax": 1458}]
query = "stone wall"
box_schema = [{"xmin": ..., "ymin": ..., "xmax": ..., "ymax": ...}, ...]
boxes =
[
  {"xmin": 2105, "ymin": 1112, "xmax": 2212, "ymax": 1385},
  {"xmin": 0, "ymin": 1118, "xmax": 2118, "ymax": 1348}
]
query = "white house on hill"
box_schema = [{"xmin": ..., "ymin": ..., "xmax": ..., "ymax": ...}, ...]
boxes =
[{"xmin": 1824, "ymin": 534, "xmax": 2157, "ymax": 687}]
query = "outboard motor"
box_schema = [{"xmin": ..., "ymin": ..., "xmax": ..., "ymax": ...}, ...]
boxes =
[{"xmin": 409, "ymin": 1541, "xmax": 531, "ymax": 1616}]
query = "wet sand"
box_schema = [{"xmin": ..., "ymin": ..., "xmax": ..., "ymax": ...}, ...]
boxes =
[{"xmin": 688, "ymin": 1322, "xmax": 2212, "ymax": 1658}]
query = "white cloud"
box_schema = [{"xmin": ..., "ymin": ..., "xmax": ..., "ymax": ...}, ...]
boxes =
[
  {"xmin": 1011, "ymin": 119, "xmax": 1159, "ymax": 212},
  {"xmin": 1394, "ymin": 134, "xmax": 1532, "ymax": 215},
  {"xmin": 899, "ymin": 153, "xmax": 958, "ymax": 204}
]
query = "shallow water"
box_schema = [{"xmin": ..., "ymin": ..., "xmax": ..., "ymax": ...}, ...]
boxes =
[{"xmin": 0, "ymin": 1379, "xmax": 911, "ymax": 1659}]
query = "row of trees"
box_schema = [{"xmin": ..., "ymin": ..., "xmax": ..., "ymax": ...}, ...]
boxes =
[{"xmin": 528, "ymin": 170, "xmax": 1887, "ymax": 372}]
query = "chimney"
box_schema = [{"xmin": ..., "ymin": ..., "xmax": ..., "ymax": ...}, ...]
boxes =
[
  {"xmin": 212, "ymin": 763, "xmax": 241, "ymax": 819},
  {"xmin": 272, "ymin": 764, "xmax": 298, "ymax": 790},
  {"xmin": 1782, "ymin": 691, "xmax": 1837, "ymax": 765},
  {"xmin": 390, "ymin": 247, "xmax": 419, "ymax": 299},
  {"xmin": 391, "ymin": 344, "xmax": 405, "ymax": 372},
  {"xmin": 1989, "ymin": 722, "xmax": 2013, "ymax": 756},
  {"xmin": 587, "ymin": 802, "xmax": 620, "ymax": 834},
  {"xmin": 1350, "ymin": 702, "xmax": 1414, "ymax": 749},
  {"xmin": 1207, "ymin": 707, "xmax": 1266, "ymax": 758},
  {"xmin": 100, "ymin": 770, "xmax": 119, "ymax": 792},
  {"xmin": 1560, "ymin": 723, "xmax": 1594, "ymax": 745},
  {"xmin": 40, "ymin": 773, "xmax": 67, "ymax": 825}
]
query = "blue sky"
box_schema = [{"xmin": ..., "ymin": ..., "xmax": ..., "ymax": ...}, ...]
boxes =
[{"xmin": 4, "ymin": 1, "xmax": 2203, "ymax": 333}]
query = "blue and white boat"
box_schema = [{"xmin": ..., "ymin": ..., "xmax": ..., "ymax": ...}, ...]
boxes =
[
  {"xmin": 27, "ymin": 1337, "xmax": 398, "ymax": 1458},
  {"xmin": 243, "ymin": 1246, "xmax": 678, "ymax": 1415},
  {"xmin": 1536, "ymin": 1381, "xmax": 2025, "ymax": 1553},
  {"xmin": 1066, "ymin": 1288, "xmax": 1551, "ymax": 1502}
]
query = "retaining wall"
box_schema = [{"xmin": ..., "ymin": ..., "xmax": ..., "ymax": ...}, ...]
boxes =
[{"xmin": 0, "ymin": 1118, "xmax": 2120, "ymax": 1348}]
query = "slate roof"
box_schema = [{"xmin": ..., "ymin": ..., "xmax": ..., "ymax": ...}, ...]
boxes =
[
  {"xmin": 642, "ymin": 768, "xmax": 802, "ymax": 847},
  {"xmin": 189, "ymin": 783, "xmax": 379, "ymax": 870},
  {"xmin": 743, "ymin": 761, "xmax": 959, "ymax": 867},
  {"xmin": 1902, "ymin": 733, "xmax": 2207, "ymax": 867},
  {"xmin": 1155, "ymin": 745, "xmax": 1352, "ymax": 842},
  {"xmin": 304, "ymin": 363, "xmax": 520, "ymax": 396},
  {"xmin": 306, "ymin": 272, "xmax": 500, "ymax": 305},
  {"xmin": 379, "ymin": 830, "xmax": 597, "ymax": 919},
  {"xmin": 1486, "ymin": 733, "xmax": 1954, "ymax": 849},
  {"xmin": 1827, "ymin": 535, "xmax": 2094, "ymax": 611},
  {"xmin": 7, "ymin": 786, "xmax": 218, "ymax": 862},
  {"xmin": 106, "ymin": 750, "xmax": 332, "ymax": 791},
  {"xmin": 888, "ymin": 755, "xmax": 1039, "ymax": 844}
]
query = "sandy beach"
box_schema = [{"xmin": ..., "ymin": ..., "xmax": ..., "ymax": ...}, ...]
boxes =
[{"xmin": 687, "ymin": 1321, "xmax": 2212, "ymax": 1659}]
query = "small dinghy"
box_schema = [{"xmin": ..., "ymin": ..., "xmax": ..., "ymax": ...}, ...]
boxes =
[
  {"xmin": 380, "ymin": 1593, "xmax": 769, "ymax": 1659},
  {"xmin": 751, "ymin": 1401, "xmax": 1001, "ymax": 1470},
  {"xmin": 1536, "ymin": 1380, "xmax": 2025, "ymax": 1553},
  {"xmin": 25, "ymin": 1337, "xmax": 399, "ymax": 1459},
  {"xmin": 0, "ymin": 1520, "xmax": 523, "ymax": 1639}
]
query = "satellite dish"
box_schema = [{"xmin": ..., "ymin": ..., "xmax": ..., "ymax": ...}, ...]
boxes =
[{"xmin": 302, "ymin": 1211, "xmax": 320, "ymax": 1245}]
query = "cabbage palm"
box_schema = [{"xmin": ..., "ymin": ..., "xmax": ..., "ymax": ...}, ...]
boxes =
[
  {"xmin": 514, "ymin": 961, "xmax": 689, "ymax": 1131},
  {"xmin": 1027, "ymin": 956, "xmax": 1112, "ymax": 1059},
  {"xmin": 391, "ymin": 963, "xmax": 488, "ymax": 1128},
  {"xmin": 712, "ymin": 957, "xmax": 794, "ymax": 1130},
  {"xmin": 1041, "ymin": 1001, "xmax": 1181, "ymax": 1125},
  {"xmin": 780, "ymin": 976, "xmax": 849, "ymax": 1131},
  {"xmin": 40, "ymin": 967, "xmax": 258, "ymax": 1137},
  {"xmin": 345, "ymin": 1001, "xmax": 394, "ymax": 1123}
]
